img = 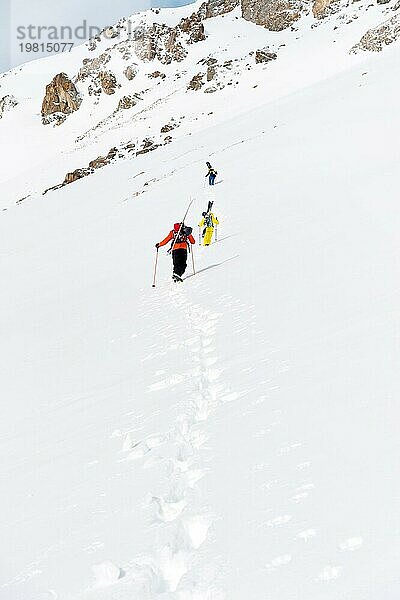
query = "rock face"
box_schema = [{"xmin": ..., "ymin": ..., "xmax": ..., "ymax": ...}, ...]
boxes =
[
  {"xmin": 0, "ymin": 95, "xmax": 18, "ymax": 119},
  {"xmin": 77, "ymin": 53, "xmax": 111, "ymax": 81},
  {"xmin": 207, "ymin": 65, "xmax": 217, "ymax": 81},
  {"xmin": 241, "ymin": 0, "xmax": 305, "ymax": 31},
  {"xmin": 124, "ymin": 65, "xmax": 138, "ymax": 80},
  {"xmin": 255, "ymin": 48, "xmax": 278, "ymax": 63},
  {"xmin": 179, "ymin": 12, "xmax": 207, "ymax": 44},
  {"xmin": 117, "ymin": 94, "xmax": 141, "ymax": 110},
  {"xmin": 312, "ymin": 0, "xmax": 335, "ymax": 18},
  {"xmin": 99, "ymin": 71, "xmax": 118, "ymax": 95},
  {"xmin": 200, "ymin": 0, "xmax": 240, "ymax": 18},
  {"xmin": 64, "ymin": 168, "xmax": 91, "ymax": 184},
  {"xmin": 188, "ymin": 73, "xmax": 205, "ymax": 90},
  {"xmin": 148, "ymin": 71, "xmax": 166, "ymax": 79},
  {"xmin": 132, "ymin": 3, "xmax": 210, "ymax": 64},
  {"xmin": 350, "ymin": 14, "xmax": 400, "ymax": 53},
  {"xmin": 41, "ymin": 73, "xmax": 81, "ymax": 125},
  {"xmin": 89, "ymin": 147, "xmax": 118, "ymax": 169}
]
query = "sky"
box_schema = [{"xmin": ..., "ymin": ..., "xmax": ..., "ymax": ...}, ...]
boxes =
[{"xmin": 0, "ymin": 0, "xmax": 194, "ymax": 74}]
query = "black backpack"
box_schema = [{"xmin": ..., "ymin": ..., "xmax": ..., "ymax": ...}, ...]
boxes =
[{"xmin": 175, "ymin": 225, "xmax": 192, "ymax": 244}]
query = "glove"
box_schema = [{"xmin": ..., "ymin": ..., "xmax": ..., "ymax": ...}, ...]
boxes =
[{"xmin": 155, "ymin": 243, "xmax": 160, "ymax": 249}]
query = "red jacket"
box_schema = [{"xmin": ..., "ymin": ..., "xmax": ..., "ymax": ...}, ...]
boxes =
[{"xmin": 158, "ymin": 230, "xmax": 195, "ymax": 251}]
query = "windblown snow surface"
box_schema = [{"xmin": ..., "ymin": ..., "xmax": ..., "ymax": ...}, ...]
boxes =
[{"xmin": 1, "ymin": 2, "xmax": 400, "ymax": 600}]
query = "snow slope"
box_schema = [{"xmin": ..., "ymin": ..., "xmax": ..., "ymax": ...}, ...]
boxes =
[
  {"xmin": 0, "ymin": 0, "xmax": 395, "ymax": 205},
  {"xmin": 1, "ymin": 2, "xmax": 400, "ymax": 600}
]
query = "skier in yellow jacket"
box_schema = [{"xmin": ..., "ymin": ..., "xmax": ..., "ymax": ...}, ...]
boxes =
[{"xmin": 198, "ymin": 212, "xmax": 219, "ymax": 246}]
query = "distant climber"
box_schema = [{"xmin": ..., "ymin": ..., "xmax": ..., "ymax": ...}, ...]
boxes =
[
  {"xmin": 156, "ymin": 223, "xmax": 195, "ymax": 281},
  {"xmin": 205, "ymin": 162, "xmax": 217, "ymax": 186},
  {"xmin": 198, "ymin": 211, "xmax": 219, "ymax": 246}
]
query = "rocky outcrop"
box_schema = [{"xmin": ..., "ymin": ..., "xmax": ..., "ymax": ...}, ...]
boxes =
[
  {"xmin": 0, "ymin": 95, "xmax": 18, "ymax": 119},
  {"xmin": 350, "ymin": 14, "xmax": 400, "ymax": 53},
  {"xmin": 179, "ymin": 12, "xmax": 207, "ymax": 44},
  {"xmin": 188, "ymin": 73, "xmax": 205, "ymax": 90},
  {"xmin": 42, "ymin": 135, "xmax": 165, "ymax": 194},
  {"xmin": 134, "ymin": 23, "xmax": 189, "ymax": 63},
  {"xmin": 207, "ymin": 65, "xmax": 217, "ymax": 80},
  {"xmin": 148, "ymin": 70, "xmax": 166, "ymax": 79},
  {"xmin": 117, "ymin": 94, "xmax": 141, "ymax": 110},
  {"xmin": 64, "ymin": 168, "xmax": 92, "ymax": 185},
  {"xmin": 241, "ymin": 0, "xmax": 305, "ymax": 31},
  {"xmin": 255, "ymin": 48, "xmax": 278, "ymax": 63},
  {"xmin": 41, "ymin": 73, "xmax": 81, "ymax": 125},
  {"xmin": 137, "ymin": 138, "xmax": 161, "ymax": 155},
  {"xmin": 89, "ymin": 147, "xmax": 118, "ymax": 169},
  {"xmin": 77, "ymin": 53, "xmax": 111, "ymax": 81},
  {"xmin": 132, "ymin": 4, "xmax": 209, "ymax": 65},
  {"xmin": 200, "ymin": 0, "xmax": 240, "ymax": 18},
  {"xmin": 99, "ymin": 71, "xmax": 118, "ymax": 94},
  {"xmin": 43, "ymin": 147, "xmax": 123, "ymax": 194},
  {"xmin": 161, "ymin": 119, "xmax": 179, "ymax": 133},
  {"xmin": 312, "ymin": 0, "xmax": 335, "ymax": 18},
  {"xmin": 124, "ymin": 64, "xmax": 138, "ymax": 80}
]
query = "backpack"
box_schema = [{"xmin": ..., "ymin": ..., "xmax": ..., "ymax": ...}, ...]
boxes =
[
  {"xmin": 174, "ymin": 224, "xmax": 192, "ymax": 244},
  {"xmin": 204, "ymin": 214, "xmax": 213, "ymax": 228}
]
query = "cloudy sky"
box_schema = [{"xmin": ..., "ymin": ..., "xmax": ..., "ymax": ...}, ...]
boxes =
[{"xmin": 0, "ymin": 0, "xmax": 193, "ymax": 73}]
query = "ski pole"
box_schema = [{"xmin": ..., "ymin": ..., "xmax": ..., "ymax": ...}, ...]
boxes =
[
  {"xmin": 215, "ymin": 225, "xmax": 218, "ymax": 243},
  {"xmin": 191, "ymin": 245, "xmax": 196, "ymax": 275},
  {"xmin": 198, "ymin": 226, "xmax": 201, "ymax": 245},
  {"xmin": 152, "ymin": 248, "xmax": 159, "ymax": 287}
]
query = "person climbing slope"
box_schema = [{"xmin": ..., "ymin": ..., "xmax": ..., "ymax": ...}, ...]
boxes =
[
  {"xmin": 198, "ymin": 211, "xmax": 219, "ymax": 246},
  {"xmin": 156, "ymin": 222, "xmax": 195, "ymax": 281},
  {"xmin": 205, "ymin": 162, "xmax": 217, "ymax": 186}
]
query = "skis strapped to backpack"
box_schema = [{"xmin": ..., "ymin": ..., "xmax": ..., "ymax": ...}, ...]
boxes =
[{"xmin": 168, "ymin": 199, "xmax": 194, "ymax": 254}]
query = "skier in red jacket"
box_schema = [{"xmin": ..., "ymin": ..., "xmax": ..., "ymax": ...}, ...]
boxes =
[{"xmin": 156, "ymin": 223, "xmax": 195, "ymax": 281}]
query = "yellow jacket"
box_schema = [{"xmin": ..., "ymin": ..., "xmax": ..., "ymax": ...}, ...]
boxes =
[{"xmin": 199, "ymin": 213, "xmax": 219, "ymax": 228}]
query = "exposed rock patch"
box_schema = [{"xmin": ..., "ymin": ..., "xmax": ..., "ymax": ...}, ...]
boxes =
[
  {"xmin": 99, "ymin": 71, "xmax": 118, "ymax": 95},
  {"xmin": 76, "ymin": 53, "xmax": 111, "ymax": 81},
  {"xmin": 241, "ymin": 0, "xmax": 306, "ymax": 31},
  {"xmin": 188, "ymin": 73, "xmax": 206, "ymax": 90},
  {"xmin": 148, "ymin": 71, "xmax": 166, "ymax": 79},
  {"xmin": 255, "ymin": 48, "xmax": 278, "ymax": 63},
  {"xmin": 117, "ymin": 94, "xmax": 142, "ymax": 110},
  {"xmin": 160, "ymin": 119, "xmax": 179, "ymax": 133},
  {"xmin": 42, "ymin": 135, "xmax": 166, "ymax": 195},
  {"xmin": 124, "ymin": 65, "xmax": 138, "ymax": 80},
  {"xmin": 200, "ymin": 0, "xmax": 240, "ymax": 18},
  {"xmin": 312, "ymin": 0, "xmax": 340, "ymax": 19},
  {"xmin": 41, "ymin": 73, "xmax": 82, "ymax": 125},
  {"xmin": 207, "ymin": 65, "xmax": 217, "ymax": 80},
  {"xmin": 350, "ymin": 13, "xmax": 400, "ymax": 52}
]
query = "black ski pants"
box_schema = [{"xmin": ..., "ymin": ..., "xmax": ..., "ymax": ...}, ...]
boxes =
[{"xmin": 172, "ymin": 248, "xmax": 187, "ymax": 277}]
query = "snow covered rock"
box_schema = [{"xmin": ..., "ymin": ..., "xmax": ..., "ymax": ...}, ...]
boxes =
[
  {"xmin": 118, "ymin": 94, "xmax": 141, "ymax": 110},
  {"xmin": 350, "ymin": 13, "xmax": 400, "ymax": 52},
  {"xmin": 255, "ymin": 48, "xmax": 278, "ymax": 62},
  {"xmin": 312, "ymin": 0, "xmax": 336, "ymax": 19},
  {"xmin": 123, "ymin": 64, "xmax": 138, "ymax": 80},
  {"xmin": 0, "ymin": 95, "xmax": 18, "ymax": 119},
  {"xmin": 99, "ymin": 70, "xmax": 118, "ymax": 95},
  {"xmin": 64, "ymin": 168, "xmax": 92, "ymax": 184},
  {"xmin": 241, "ymin": 0, "xmax": 306, "ymax": 31},
  {"xmin": 188, "ymin": 73, "xmax": 206, "ymax": 90},
  {"xmin": 41, "ymin": 73, "xmax": 82, "ymax": 125},
  {"xmin": 77, "ymin": 53, "xmax": 111, "ymax": 82},
  {"xmin": 200, "ymin": 0, "xmax": 240, "ymax": 18}
]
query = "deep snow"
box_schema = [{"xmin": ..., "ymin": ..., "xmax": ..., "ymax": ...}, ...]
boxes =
[{"xmin": 1, "ymin": 3, "xmax": 400, "ymax": 599}]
